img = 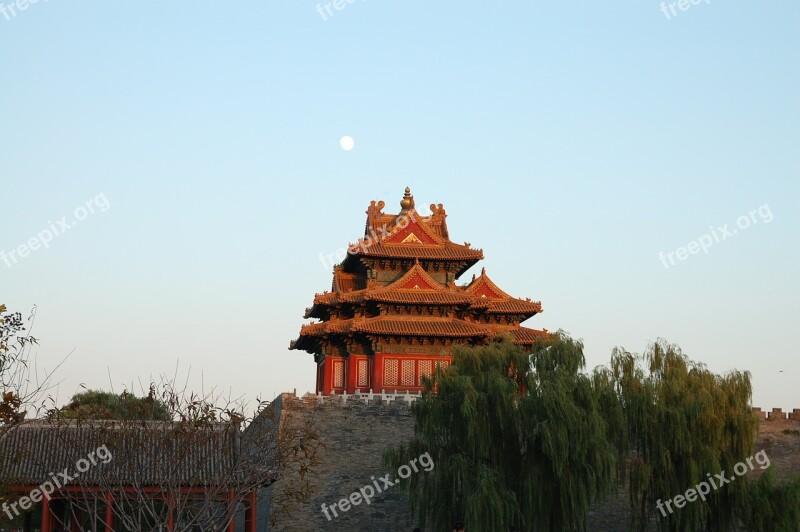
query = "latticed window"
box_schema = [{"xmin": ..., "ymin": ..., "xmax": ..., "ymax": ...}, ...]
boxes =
[
  {"xmin": 418, "ymin": 360, "xmax": 433, "ymax": 385},
  {"xmin": 357, "ymin": 359, "xmax": 369, "ymax": 387},
  {"xmin": 435, "ymin": 359, "xmax": 450, "ymax": 370},
  {"xmin": 401, "ymin": 360, "xmax": 415, "ymax": 386},
  {"xmin": 384, "ymin": 359, "xmax": 399, "ymax": 386},
  {"xmin": 333, "ymin": 361, "xmax": 344, "ymax": 388}
]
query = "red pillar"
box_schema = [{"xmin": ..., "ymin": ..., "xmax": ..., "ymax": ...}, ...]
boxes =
[
  {"xmin": 167, "ymin": 493, "xmax": 175, "ymax": 532},
  {"xmin": 321, "ymin": 356, "xmax": 332, "ymax": 395},
  {"xmin": 41, "ymin": 496, "xmax": 51, "ymax": 532},
  {"xmin": 245, "ymin": 491, "xmax": 257, "ymax": 532},
  {"xmin": 104, "ymin": 492, "xmax": 114, "ymax": 532},
  {"xmin": 227, "ymin": 491, "xmax": 236, "ymax": 532},
  {"xmin": 346, "ymin": 355, "xmax": 358, "ymax": 394},
  {"xmin": 373, "ymin": 353, "xmax": 384, "ymax": 392}
]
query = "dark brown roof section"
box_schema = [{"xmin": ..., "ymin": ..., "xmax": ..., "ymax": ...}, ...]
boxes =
[
  {"xmin": 298, "ymin": 317, "xmax": 491, "ymax": 339},
  {"xmin": 486, "ymin": 299, "xmax": 543, "ymax": 315},
  {"xmin": 464, "ymin": 268, "xmax": 542, "ymax": 318},
  {"xmin": 350, "ymin": 242, "xmax": 483, "ymax": 261},
  {"xmin": 366, "ymin": 290, "xmax": 475, "ymax": 305},
  {"xmin": 0, "ymin": 419, "xmax": 252, "ymax": 487},
  {"xmin": 352, "ymin": 317, "xmax": 490, "ymax": 338},
  {"xmin": 502, "ymin": 326, "xmax": 550, "ymax": 344},
  {"xmin": 310, "ymin": 262, "xmax": 478, "ymax": 310}
]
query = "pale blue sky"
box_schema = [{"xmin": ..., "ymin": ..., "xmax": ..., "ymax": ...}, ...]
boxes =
[{"xmin": 1, "ymin": 1, "xmax": 798, "ymax": 410}]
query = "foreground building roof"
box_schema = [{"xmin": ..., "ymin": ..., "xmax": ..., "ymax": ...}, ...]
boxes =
[{"xmin": 0, "ymin": 419, "xmax": 244, "ymax": 486}]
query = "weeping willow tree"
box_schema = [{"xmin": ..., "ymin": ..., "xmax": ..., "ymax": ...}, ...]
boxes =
[
  {"xmin": 734, "ymin": 468, "xmax": 800, "ymax": 529},
  {"xmin": 385, "ymin": 334, "xmax": 618, "ymax": 531},
  {"xmin": 610, "ymin": 339, "xmax": 758, "ymax": 531}
]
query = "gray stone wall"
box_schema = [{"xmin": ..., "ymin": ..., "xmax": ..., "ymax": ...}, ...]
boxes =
[
  {"xmin": 266, "ymin": 393, "xmax": 800, "ymax": 532},
  {"xmin": 267, "ymin": 392, "xmax": 418, "ymax": 532}
]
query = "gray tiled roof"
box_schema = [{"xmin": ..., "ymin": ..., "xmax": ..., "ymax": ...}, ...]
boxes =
[{"xmin": 0, "ymin": 419, "xmax": 247, "ymax": 487}]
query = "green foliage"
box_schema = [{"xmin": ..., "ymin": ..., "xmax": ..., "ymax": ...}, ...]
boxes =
[
  {"xmin": 386, "ymin": 335, "xmax": 772, "ymax": 531},
  {"xmin": 52, "ymin": 387, "xmax": 171, "ymax": 421},
  {"xmin": 385, "ymin": 334, "xmax": 617, "ymax": 531},
  {"xmin": 734, "ymin": 469, "xmax": 800, "ymax": 530},
  {"xmin": 781, "ymin": 428, "xmax": 800, "ymax": 436},
  {"xmin": 609, "ymin": 340, "xmax": 758, "ymax": 531}
]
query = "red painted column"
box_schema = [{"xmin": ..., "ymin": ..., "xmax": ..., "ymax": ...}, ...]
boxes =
[
  {"xmin": 373, "ymin": 353, "xmax": 384, "ymax": 392},
  {"xmin": 346, "ymin": 355, "xmax": 358, "ymax": 394},
  {"xmin": 245, "ymin": 491, "xmax": 257, "ymax": 532},
  {"xmin": 321, "ymin": 356, "xmax": 332, "ymax": 395},
  {"xmin": 368, "ymin": 357, "xmax": 374, "ymax": 391},
  {"xmin": 167, "ymin": 493, "xmax": 175, "ymax": 532},
  {"xmin": 41, "ymin": 496, "xmax": 51, "ymax": 532},
  {"xmin": 227, "ymin": 491, "xmax": 236, "ymax": 532},
  {"xmin": 104, "ymin": 492, "xmax": 113, "ymax": 532}
]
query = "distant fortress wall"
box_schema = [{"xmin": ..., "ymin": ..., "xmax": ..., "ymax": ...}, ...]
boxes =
[
  {"xmin": 752, "ymin": 407, "xmax": 800, "ymax": 421},
  {"xmin": 283, "ymin": 394, "xmax": 800, "ymax": 420},
  {"xmin": 277, "ymin": 396, "xmax": 800, "ymax": 420}
]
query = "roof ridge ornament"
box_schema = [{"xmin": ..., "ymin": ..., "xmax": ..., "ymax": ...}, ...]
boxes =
[
  {"xmin": 365, "ymin": 199, "xmax": 386, "ymax": 237},
  {"xmin": 400, "ymin": 186, "xmax": 414, "ymax": 212}
]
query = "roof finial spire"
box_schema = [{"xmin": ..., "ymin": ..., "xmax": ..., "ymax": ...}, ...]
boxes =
[{"xmin": 400, "ymin": 187, "xmax": 414, "ymax": 211}]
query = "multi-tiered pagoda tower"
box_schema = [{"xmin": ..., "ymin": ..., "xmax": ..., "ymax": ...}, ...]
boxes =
[{"xmin": 291, "ymin": 188, "xmax": 546, "ymax": 395}]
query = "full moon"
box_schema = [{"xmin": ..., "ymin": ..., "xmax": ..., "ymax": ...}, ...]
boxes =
[{"xmin": 340, "ymin": 135, "xmax": 355, "ymax": 151}]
